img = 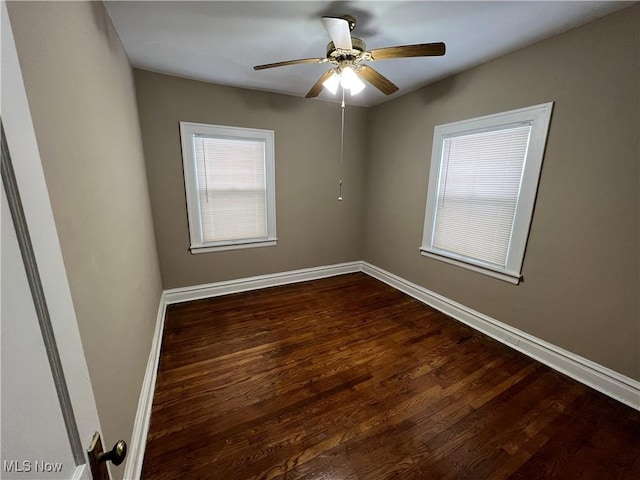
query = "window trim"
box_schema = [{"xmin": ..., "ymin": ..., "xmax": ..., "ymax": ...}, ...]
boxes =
[
  {"xmin": 420, "ymin": 102, "xmax": 554, "ymax": 284},
  {"xmin": 179, "ymin": 122, "xmax": 277, "ymax": 253}
]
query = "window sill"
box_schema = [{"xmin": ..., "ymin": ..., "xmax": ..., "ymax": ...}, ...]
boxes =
[
  {"xmin": 190, "ymin": 239, "xmax": 277, "ymax": 254},
  {"xmin": 419, "ymin": 249, "xmax": 522, "ymax": 285}
]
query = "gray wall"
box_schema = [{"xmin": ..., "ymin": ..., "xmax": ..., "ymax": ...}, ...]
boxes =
[
  {"xmin": 134, "ymin": 70, "xmax": 367, "ymax": 289},
  {"xmin": 7, "ymin": 2, "xmax": 164, "ymax": 477},
  {"xmin": 363, "ymin": 5, "xmax": 640, "ymax": 380}
]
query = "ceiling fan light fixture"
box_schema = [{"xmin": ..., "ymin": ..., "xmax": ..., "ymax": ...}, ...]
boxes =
[
  {"xmin": 322, "ymin": 71, "xmax": 341, "ymax": 95},
  {"xmin": 349, "ymin": 77, "xmax": 366, "ymax": 96},
  {"xmin": 255, "ymin": 14, "xmax": 445, "ymax": 100},
  {"xmin": 340, "ymin": 66, "xmax": 366, "ymax": 96}
]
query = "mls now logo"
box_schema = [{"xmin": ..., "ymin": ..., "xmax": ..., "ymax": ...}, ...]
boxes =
[{"xmin": 3, "ymin": 460, "xmax": 64, "ymax": 473}]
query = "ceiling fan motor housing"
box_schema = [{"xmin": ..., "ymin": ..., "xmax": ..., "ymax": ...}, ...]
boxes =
[
  {"xmin": 341, "ymin": 14, "xmax": 357, "ymax": 31},
  {"xmin": 326, "ymin": 37, "xmax": 367, "ymax": 62}
]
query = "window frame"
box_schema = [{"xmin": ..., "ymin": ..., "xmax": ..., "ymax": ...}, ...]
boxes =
[
  {"xmin": 420, "ymin": 102, "xmax": 554, "ymax": 284},
  {"xmin": 179, "ymin": 121, "xmax": 277, "ymax": 253}
]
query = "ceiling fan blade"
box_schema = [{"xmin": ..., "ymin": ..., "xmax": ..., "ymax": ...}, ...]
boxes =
[
  {"xmin": 369, "ymin": 42, "xmax": 446, "ymax": 61},
  {"xmin": 321, "ymin": 16, "xmax": 353, "ymax": 50},
  {"xmin": 306, "ymin": 70, "xmax": 335, "ymax": 98},
  {"xmin": 357, "ymin": 65, "xmax": 399, "ymax": 95},
  {"xmin": 254, "ymin": 58, "xmax": 325, "ymax": 71}
]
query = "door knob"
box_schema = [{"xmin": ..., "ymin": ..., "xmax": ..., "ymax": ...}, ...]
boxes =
[
  {"xmin": 98, "ymin": 439, "xmax": 127, "ymax": 466},
  {"xmin": 88, "ymin": 432, "xmax": 128, "ymax": 480}
]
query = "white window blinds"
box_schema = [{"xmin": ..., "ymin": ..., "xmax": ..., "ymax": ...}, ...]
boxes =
[
  {"xmin": 180, "ymin": 122, "xmax": 276, "ymax": 253},
  {"xmin": 421, "ymin": 102, "xmax": 553, "ymax": 284},
  {"xmin": 432, "ymin": 125, "xmax": 532, "ymax": 267},
  {"xmin": 194, "ymin": 136, "xmax": 267, "ymax": 243}
]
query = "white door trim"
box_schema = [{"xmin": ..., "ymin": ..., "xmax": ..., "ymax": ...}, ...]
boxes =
[{"xmin": 2, "ymin": 2, "xmax": 103, "ymax": 474}]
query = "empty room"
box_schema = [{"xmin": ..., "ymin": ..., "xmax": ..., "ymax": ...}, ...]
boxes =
[{"xmin": 2, "ymin": 1, "xmax": 639, "ymax": 479}]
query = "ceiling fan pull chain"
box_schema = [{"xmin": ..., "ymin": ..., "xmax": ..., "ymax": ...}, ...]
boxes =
[{"xmin": 339, "ymin": 89, "xmax": 345, "ymax": 201}]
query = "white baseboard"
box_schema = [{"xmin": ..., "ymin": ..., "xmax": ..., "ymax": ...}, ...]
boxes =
[
  {"xmin": 126, "ymin": 261, "xmax": 639, "ymax": 479},
  {"xmin": 124, "ymin": 296, "xmax": 168, "ymax": 480},
  {"xmin": 361, "ymin": 262, "xmax": 640, "ymax": 411},
  {"xmin": 163, "ymin": 261, "xmax": 362, "ymax": 305}
]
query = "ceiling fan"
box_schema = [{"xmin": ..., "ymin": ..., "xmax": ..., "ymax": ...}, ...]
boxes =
[{"xmin": 253, "ymin": 14, "xmax": 445, "ymax": 98}]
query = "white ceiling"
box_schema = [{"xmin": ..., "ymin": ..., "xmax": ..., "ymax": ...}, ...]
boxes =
[{"xmin": 105, "ymin": 1, "xmax": 632, "ymax": 107}]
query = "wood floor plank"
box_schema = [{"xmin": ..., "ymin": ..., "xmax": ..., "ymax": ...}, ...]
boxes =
[{"xmin": 142, "ymin": 273, "xmax": 640, "ymax": 479}]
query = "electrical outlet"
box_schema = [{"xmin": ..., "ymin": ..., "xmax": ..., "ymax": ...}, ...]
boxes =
[{"xmin": 505, "ymin": 335, "xmax": 520, "ymax": 346}]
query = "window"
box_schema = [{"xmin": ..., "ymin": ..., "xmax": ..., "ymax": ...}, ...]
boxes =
[
  {"xmin": 180, "ymin": 122, "xmax": 276, "ymax": 253},
  {"xmin": 420, "ymin": 103, "xmax": 553, "ymax": 284}
]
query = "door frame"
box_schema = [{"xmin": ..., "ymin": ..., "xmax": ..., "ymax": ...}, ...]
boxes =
[{"xmin": 2, "ymin": 3, "xmax": 103, "ymax": 478}]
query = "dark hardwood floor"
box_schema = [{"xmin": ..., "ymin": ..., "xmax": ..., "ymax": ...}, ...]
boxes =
[{"xmin": 142, "ymin": 273, "xmax": 640, "ymax": 479}]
